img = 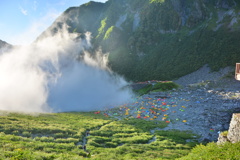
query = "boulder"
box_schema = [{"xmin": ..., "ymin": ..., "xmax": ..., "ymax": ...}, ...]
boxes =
[
  {"xmin": 217, "ymin": 113, "xmax": 240, "ymax": 144},
  {"xmin": 227, "ymin": 113, "xmax": 240, "ymax": 143}
]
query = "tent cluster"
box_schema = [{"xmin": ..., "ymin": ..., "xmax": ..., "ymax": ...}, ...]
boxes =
[{"xmin": 97, "ymin": 92, "xmax": 198, "ymax": 125}]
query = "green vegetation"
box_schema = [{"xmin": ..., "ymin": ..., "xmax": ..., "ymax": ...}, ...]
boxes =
[
  {"xmin": 46, "ymin": 0, "xmax": 240, "ymax": 82},
  {"xmin": 109, "ymin": 27, "xmax": 240, "ymax": 81},
  {"xmin": 155, "ymin": 130, "xmax": 199, "ymax": 146},
  {"xmin": 135, "ymin": 81, "xmax": 179, "ymax": 95},
  {"xmin": 0, "ymin": 111, "xmax": 200, "ymax": 159},
  {"xmin": 96, "ymin": 0, "xmax": 240, "ymax": 81},
  {"xmin": 0, "ymin": 111, "xmax": 111, "ymax": 159},
  {"xmin": 97, "ymin": 18, "xmax": 107, "ymax": 38},
  {"xmin": 1, "ymin": 111, "xmax": 239, "ymax": 159},
  {"xmin": 177, "ymin": 142, "xmax": 240, "ymax": 160},
  {"xmin": 152, "ymin": 81, "xmax": 179, "ymax": 91},
  {"xmin": 104, "ymin": 26, "xmax": 115, "ymax": 40},
  {"xmin": 150, "ymin": 0, "xmax": 165, "ymax": 3},
  {"xmin": 135, "ymin": 84, "xmax": 153, "ymax": 95},
  {"xmin": 220, "ymin": 131, "xmax": 228, "ymax": 137}
]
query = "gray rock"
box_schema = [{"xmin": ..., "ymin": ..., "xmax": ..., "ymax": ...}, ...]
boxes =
[{"xmin": 227, "ymin": 113, "xmax": 240, "ymax": 143}]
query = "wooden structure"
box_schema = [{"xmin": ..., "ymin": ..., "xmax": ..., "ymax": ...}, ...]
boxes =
[{"xmin": 235, "ymin": 63, "xmax": 240, "ymax": 80}]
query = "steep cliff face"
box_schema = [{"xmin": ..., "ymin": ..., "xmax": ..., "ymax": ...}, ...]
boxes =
[{"xmin": 38, "ymin": 0, "xmax": 240, "ymax": 81}]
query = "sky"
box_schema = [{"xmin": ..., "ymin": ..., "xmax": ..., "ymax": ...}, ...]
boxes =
[{"xmin": 0, "ymin": 0, "xmax": 108, "ymax": 45}]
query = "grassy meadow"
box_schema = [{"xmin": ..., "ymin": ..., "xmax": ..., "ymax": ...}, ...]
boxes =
[
  {"xmin": 0, "ymin": 111, "xmax": 199, "ymax": 160},
  {"xmin": 1, "ymin": 111, "xmax": 240, "ymax": 160}
]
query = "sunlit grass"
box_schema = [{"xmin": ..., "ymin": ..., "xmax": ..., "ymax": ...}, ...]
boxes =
[{"xmin": 0, "ymin": 111, "xmax": 201, "ymax": 159}]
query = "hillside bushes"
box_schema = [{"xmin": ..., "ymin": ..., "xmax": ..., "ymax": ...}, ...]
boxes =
[
  {"xmin": 178, "ymin": 142, "xmax": 240, "ymax": 160},
  {"xmin": 152, "ymin": 81, "xmax": 179, "ymax": 91},
  {"xmin": 135, "ymin": 81, "xmax": 179, "ymax": 95}
]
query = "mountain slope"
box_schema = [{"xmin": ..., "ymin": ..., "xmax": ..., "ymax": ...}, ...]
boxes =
[
  {"xmin": 0, "ymin": 40, "xmax": 12, "ymax": 54},
  {"xmin": 38, "ymin": 0, "xmax": 240, "ymax": 81}
]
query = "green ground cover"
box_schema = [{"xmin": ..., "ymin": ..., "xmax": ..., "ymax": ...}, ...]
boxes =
[
  {"xmin": 135, "ymin": 81, "xmax": 179, "ymax": 95},
  {"xmin": 1, "ymin": 111, "xmax": 239, "ymax": 160},
  {"xmin": 0, "ymin": 111, "xmax": 199, "ymax": 160}
]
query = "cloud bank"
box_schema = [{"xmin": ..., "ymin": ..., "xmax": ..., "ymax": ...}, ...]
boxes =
[{"xmin": 0, "ymin": 28, "xmax": 133, "ymax": 113}]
